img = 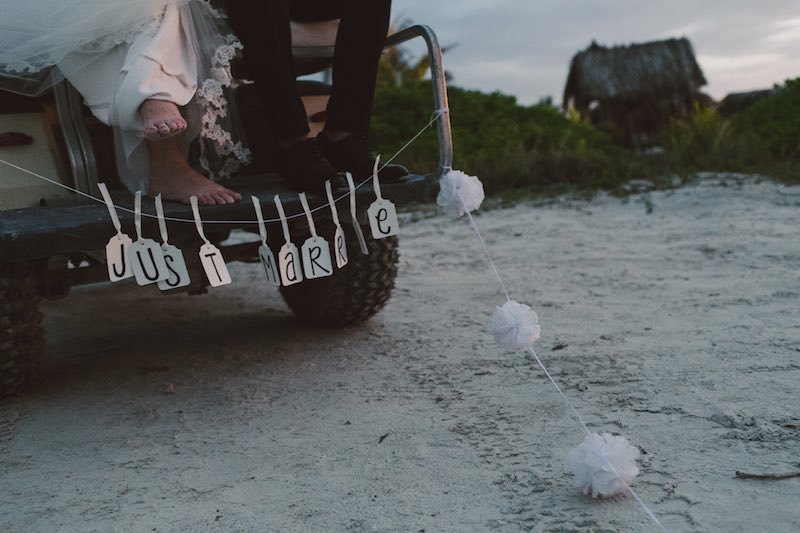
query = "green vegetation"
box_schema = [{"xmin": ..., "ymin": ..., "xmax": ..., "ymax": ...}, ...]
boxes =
[{"xmin": 370, "ymin": 78, "xmax": 800, "ymax": 200}]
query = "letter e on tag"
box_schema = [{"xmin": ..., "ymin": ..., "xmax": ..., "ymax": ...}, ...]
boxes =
[
  {"xmin": 258, "ymin": 244, "xmax": 281, "ymax": 286},
  {"xmin": 368, "ymin": 199, "xmax": 399, "ymax": 239},
  {"xmin": 278, "ymin": 242, "xmax": 303, "ymax": 286},
  {"xmin": 159, "ymin": 244, "xmax": 191, "ymax": 291},
  {"xmin": 130, "ymin": 239, "xmax": 169, "ymax": 286},
  {"xmin": 301, "ymin": 236, "xmax": 333, "ymax": 279},
  {"xmin": 106, "ymin": 233, "xmax": 133, "ymax": 282},
  {"xmin": 199, "ymin": 242, "xmax": 231, "ymax": 287}
]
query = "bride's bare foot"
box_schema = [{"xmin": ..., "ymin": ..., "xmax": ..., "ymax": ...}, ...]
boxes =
[
  {"xmin": 147, "ymin": 137, "xmax": 241, "ymax": 206},
  {"xmin": 139, "ymin": 99, "xmax": 188, "ymax": 141}
]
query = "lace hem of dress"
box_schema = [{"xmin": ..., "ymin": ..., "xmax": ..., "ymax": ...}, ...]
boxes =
[{"xmin": 195, "ymin": 38, "xmax": 252, "ymax": 180}]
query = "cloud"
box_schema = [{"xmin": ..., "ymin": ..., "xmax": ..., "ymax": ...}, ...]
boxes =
[{"xmin": 393, "ymin": 0, "xmax": 800, "ymax": 104}]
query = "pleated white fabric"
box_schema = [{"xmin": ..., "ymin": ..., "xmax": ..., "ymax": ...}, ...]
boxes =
[{"xmin": 0, "ymin": 0, "xmax": 250, "ymax": 193}]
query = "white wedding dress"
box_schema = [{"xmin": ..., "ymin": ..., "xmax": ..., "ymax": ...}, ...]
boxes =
[{"xmin": 0, "ymin": 0, "xmax": 249, "ymax": 193}]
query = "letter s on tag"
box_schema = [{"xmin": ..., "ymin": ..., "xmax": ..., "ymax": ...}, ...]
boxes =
[
  {"xmin": 106, "ymin": 233, "xmax": 134, "ymax": 282},
  {"xmin": 367, "ymin": 198, "xmax": 399, "ymax": 239},
  {"xmin": 199, "ymin": 242, "xmax": 231, "ymax": 287},
  {"xmin": 159, "ymin": 244, "xmax": 191, "ymax": 291}
]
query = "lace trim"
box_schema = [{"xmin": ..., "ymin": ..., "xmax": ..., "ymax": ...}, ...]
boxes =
[{"xmin": 195, "ymin": 37, "xmax": 252, "ymax": 180}]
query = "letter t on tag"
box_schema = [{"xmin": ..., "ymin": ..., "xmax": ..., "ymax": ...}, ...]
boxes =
[{"xmin": 191, "ymin": 196, "xmax": 232, "ymax": 287}]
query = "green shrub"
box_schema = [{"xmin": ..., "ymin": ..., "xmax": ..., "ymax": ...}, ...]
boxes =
[{"xmin": 371, "ymin": 84, "xmax": 631, "ymax": 194}]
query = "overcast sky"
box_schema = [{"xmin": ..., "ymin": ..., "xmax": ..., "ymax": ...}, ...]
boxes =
[{"xmin": 392, "ymin": 0, "xmax": 800, "ymax": 105}]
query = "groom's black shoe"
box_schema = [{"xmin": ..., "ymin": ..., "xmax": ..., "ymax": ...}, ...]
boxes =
[
  {"xmin": 276, "ymin": 138, "xmax": 347, "ymax": 194},
  {"xmin": 317, "ymin": 132, "xmax": 409, "ymax": 183}
]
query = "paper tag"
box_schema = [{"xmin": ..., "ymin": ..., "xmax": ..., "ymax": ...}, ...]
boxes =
[
  {"xmin": 333, "ymin": 226, "xmax": 348, "ymax": 269},
  {"xmin": 130, "ymin": 238, "xmax": 169, "ymax": 285},
  {"xmin": 158, "ymin": 244, "xmax": 191, "ymax": 291},
  {"xmin": 368, "ymin": 198, "xmax": 399, "ymax": 238},
  {"xmin": 345, "ymin": 172, "xmax": 369, "ymax": 255},
  {"xmin": 258, "ymin": 244, "xmax": 281, "ymax": 286},
  {"xmin": 199, "ymin": 242, "xmax": 231, "ymax": 287},
  {"xmin": 326, "ymin": 180, "xmax": 348, "ymax": 269},
  {"xmin": 298, "ymin": 192, "xmax": 332, "ymax": 279},
  {"xmin": 301, "ymin": 236, "xmax": 333, "ymax": 279},
  {"xmin": 278, "ymin": 242, "xmax": 303, "ymax": 286},
  {"xmin": 106, "ymin": 233, "xmax": 133, "ymax": 282}
]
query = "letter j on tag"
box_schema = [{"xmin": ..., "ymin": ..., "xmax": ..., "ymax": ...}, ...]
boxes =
[{"xmin": 106, "ymin": 233, "xmax": 133, "ymax": 282}]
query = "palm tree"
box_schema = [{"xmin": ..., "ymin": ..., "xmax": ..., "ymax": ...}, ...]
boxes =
[{"xmin": 378, "ymin": 17, "xmax": 454, "ymax": 88}]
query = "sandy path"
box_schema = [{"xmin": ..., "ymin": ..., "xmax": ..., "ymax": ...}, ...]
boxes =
[{"xmin": 1, "ymin": 175, "xmax": 799, "ymax": 532}]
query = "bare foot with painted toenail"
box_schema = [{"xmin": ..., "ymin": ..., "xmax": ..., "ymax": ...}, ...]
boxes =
[
  {"xmin": 146, "ymin": 137, "xmax": 241, "ymax": 206},
  {"xmin": 139, "ymin": 99, "xmax": 188, "ymax": 141}
]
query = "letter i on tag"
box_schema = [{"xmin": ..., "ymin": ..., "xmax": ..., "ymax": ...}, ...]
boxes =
[
  {"xmin": 325, "ymin": 180, "xmax": 348, "ymax": 269},
  {"xmin": 366, "ymin": 156, "xmax": 399, "ymax": 239},
  {"xmin": 98, "ymin": 182, "xmax": 133, "ymax": 282},
  {"xmin": 345, "ymin": 172, "xmax": 369, "ymax": 255},
  {"xmin": 129, "ymin": 191, "xmax": 169, "ymax": 286},
  {"xmin": 274, "ymin": 194, "xmax": 303, "ymax": 286},
  {"xmin": 190, "ymin": 196, "xmax": 231, "ymax": 287},
  {"xmin": 299, "ymin": 192, "xmax": 333, "ymax": 279},
  {"xmin": 155, "ymin": 194, "xmax": 191, "ymax": 291},
  {"xmin": 251, "ymin": 196, "xmax": 280, "ymax": 286}
]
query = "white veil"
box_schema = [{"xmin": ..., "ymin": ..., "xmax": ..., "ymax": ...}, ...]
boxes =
[{"xmin": 0, "ymin": 0, "xmax": 250, "ymax": 192}]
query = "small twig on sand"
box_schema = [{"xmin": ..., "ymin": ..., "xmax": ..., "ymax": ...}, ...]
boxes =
[{"xmin": 735, "ymin": 470, "xmax": 800, "ymax": 481}]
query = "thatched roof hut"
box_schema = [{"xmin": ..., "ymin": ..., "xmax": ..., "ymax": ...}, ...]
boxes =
[{"xmin": 563, "ymin": 37, "xmax": 707, "ymax": 146}]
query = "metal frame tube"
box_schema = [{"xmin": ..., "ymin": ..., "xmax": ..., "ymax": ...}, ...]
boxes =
[{"xmin": 385, "ymin": 25, "xmax": 453, "ymax": 177}]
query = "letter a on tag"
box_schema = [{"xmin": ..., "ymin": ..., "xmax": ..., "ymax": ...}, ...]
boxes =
[
  {"xmin": 366, "ymin": 157, "xmax": 399, "ymax": 239},
  {"xmin": 279, "ymin": 242, "xmax": 303, "ymax": 286},
  {"xmin": 299, "ymin": 192, "xmax": 333, "ymax": 279}
]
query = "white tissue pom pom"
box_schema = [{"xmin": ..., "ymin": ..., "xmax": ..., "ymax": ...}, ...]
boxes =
[
  {"xmin": 568, "ymin": 432, "xmax": 641, "ymax": 498},
  {"xmin": 437, "ymin": 169, "xmax": 485, "ymax": 217},
  {"xmin": 492, "ymin": 300, "xmax": 541, "ymax": 350}
]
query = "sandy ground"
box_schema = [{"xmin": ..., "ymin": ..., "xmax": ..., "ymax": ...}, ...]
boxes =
[{"xmin": 1, "ymin": 175, "xmax": 799, "ymax": 532}]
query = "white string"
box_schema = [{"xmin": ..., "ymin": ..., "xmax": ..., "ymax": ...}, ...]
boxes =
[
  {"xmin": 0, "ymin": 108, "xmax": 449, "ymax": 227},
  {"xmin": 459, "ymin": 195, "xmax": 667, "ymax": 532}
]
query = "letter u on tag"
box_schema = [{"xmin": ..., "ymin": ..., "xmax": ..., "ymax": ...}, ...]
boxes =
[
  {"xmin": 278, "ymin": 242, "xmax": 303, "ymax": 286},
  {"xmin": 130, "ymin": 238, "xmax": 169, "ymax": 286},
  {"xmin": 159, "ymin": 244, "xmax": 191, "ymax": 291},
  {"xmin": 368, "ymin": 198, "xmax": 399, "ymax": 239},
  {"xmin": 106, "ymin": 233, "xmax": 134, "ymax": 282},
  {"xmin": 301, "ymin": 236, "xmax": 333, "ymax": 279},
  {"xmin": 199, "ymin": 242, "xmax": 231, "ymax": 287},
  {"xmin": 258, "ymin": 244, "xmax": 281, "ymax": 286}
]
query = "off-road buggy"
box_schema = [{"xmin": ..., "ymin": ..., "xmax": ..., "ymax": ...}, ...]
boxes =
[{"xmin": 0, "ymin": 19, "xmax": 453, "ymax": 398}]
